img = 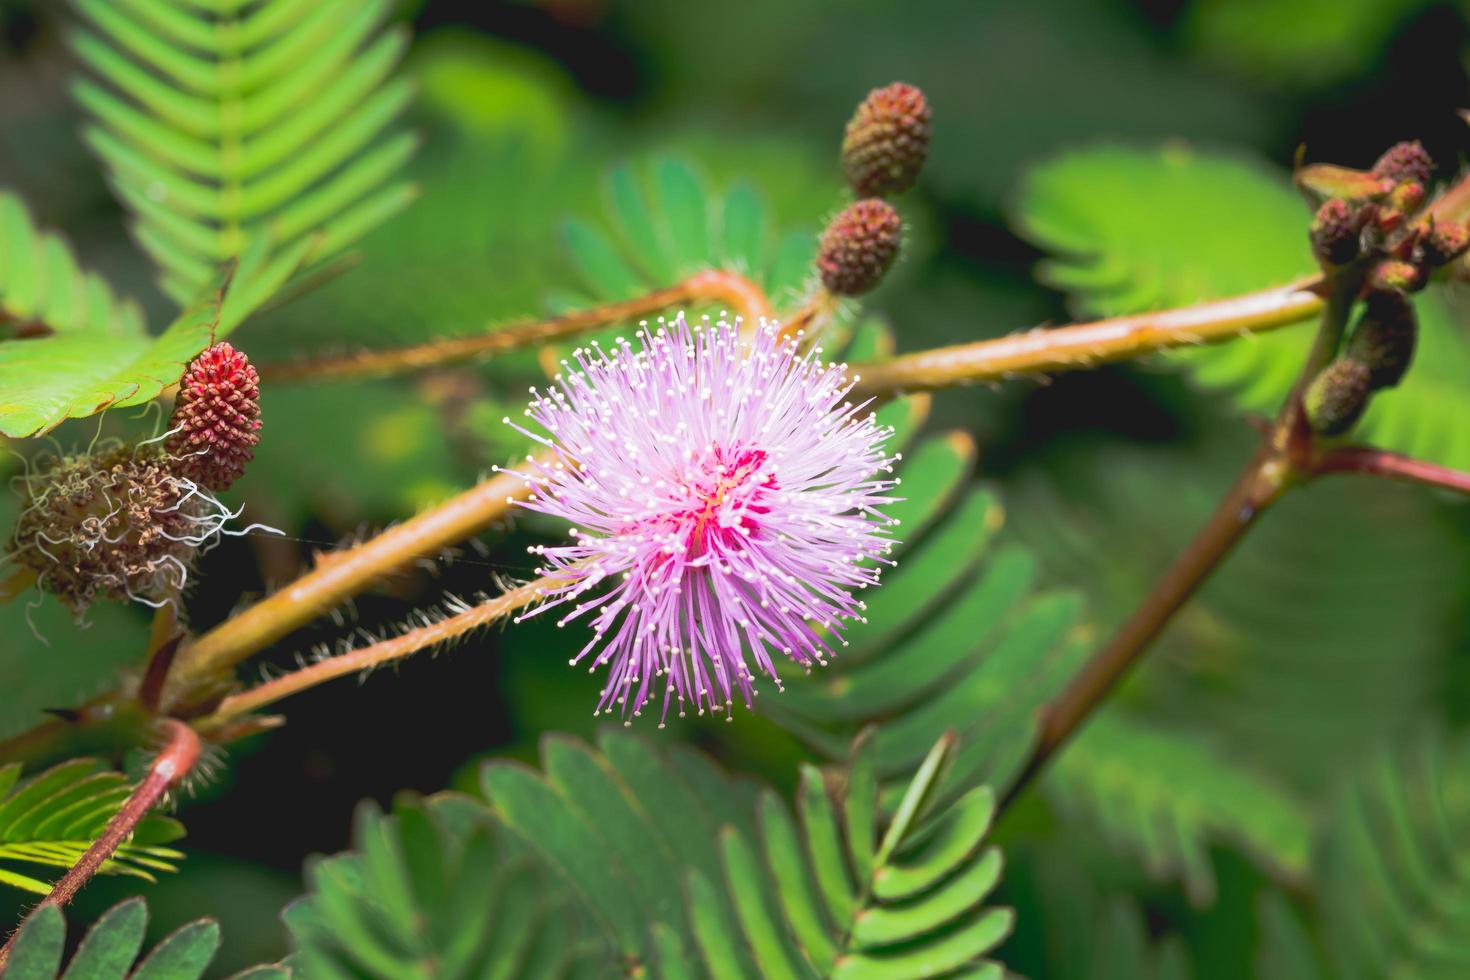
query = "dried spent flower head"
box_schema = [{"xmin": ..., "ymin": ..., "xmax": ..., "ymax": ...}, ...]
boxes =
[
  {"xmin": 500, "ymin": 313, "xmax": 900, "ymax": 724},
  {"xmin": 818, "ymin": 199, "xmax": 903, "ymax": 296},
  {"xmin": 166, "ymin": 342, "xmax": 261, "ymax": 491},
  {"xmin": 1345, "ymin": 290, "xmax": 1417, "ymax": 389},
  {"xmin": 1371, "ymin": 141, "xmax": 1434, "ymax": 187},
  {"xmin": 7, "ymin": 445, "xmax": 244, "ymax": 615},
  {"xmin": 1305, "ymin": 359, "xmax": 1372, "ymax": 437},
  {"xmin": 842, "ymin": 81, "xmax": 932, "ymax": 197}
]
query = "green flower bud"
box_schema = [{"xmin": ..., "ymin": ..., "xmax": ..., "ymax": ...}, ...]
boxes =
[{"xmin": 1305, "ymin": 359, "xmax": 1373, "ymax": 436}]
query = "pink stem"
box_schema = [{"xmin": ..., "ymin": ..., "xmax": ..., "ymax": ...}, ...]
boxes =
[{"xmin": 1312, "ymin": 446, "xmax": 1470, "ymax": 497}]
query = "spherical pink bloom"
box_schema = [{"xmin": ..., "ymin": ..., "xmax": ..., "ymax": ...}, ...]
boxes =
[{"xmin": 500, "ymin": 313, "xmax": 900, "ymax": 724}]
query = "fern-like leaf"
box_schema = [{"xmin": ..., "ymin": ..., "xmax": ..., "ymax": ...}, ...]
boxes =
[
  {"xmin": 69, "ymin": 0, "xmax": 418, "ymax": 304},
  {"xmin": 2, "ymin": 898, "xmax": 281, "ymax": 980},
  {"xmin": 1317, "ymin": 730, "xmax": 1470, "ymax": 979},
  {"xmin": 563, "ymin": 156, "xmax": 818, "ymax": 312},
  {"xmin": 480, "ymin": 730, "xmax": 1013, "ymax": 978},
  {"xmin": 0, "ymin": 191, "xmax": 143, "ymax": 338},
  {"xmin": 1013, "ymin": 143, "xmax": 1470, "ymax": 474},
  {"xmin": 0, "ymin": 760, "xmax": 183, "ymax": 897},
  {"xmin": 284, "ymin": 793, "xmax": 598, "ymax": 979},
  {"xmin": 1046, "ymin": 712, "xmax": 1310, "ymax": 906}
]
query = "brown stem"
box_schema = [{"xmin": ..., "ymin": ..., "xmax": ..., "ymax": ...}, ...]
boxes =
[
  {"xmin": 196, "ymin": 578, "xmax": 547, "ymax": 731},
  {"xmin": 0, "ymin": 567, "xmax": 36, "ymax": 604},
  {"xmin": 160, "ymin": 467, "xmax": 536, "ymax": 712},
  {"xmin": 1313, "ymin": 446, "xmax": 1470, "ymax": 497},
  {"xmin": 259, "ymin": 271, "xmax": 774, "ymax": 383},
  {"xmin": 0, "ymin": 721, "xmax": 200, "ymax": 971},
  {"xmin": 1001, "ymin": 444, "xmax": 1293, "ymax": 811},
  {"xmin": 848, "ymin": 277, "xmax": 1325, "ymax": 398}
]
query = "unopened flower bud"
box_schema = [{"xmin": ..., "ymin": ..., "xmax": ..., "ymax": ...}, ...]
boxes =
[
  {"xmin": 1345, "ymin": 290, "xmax": 1417, "ymax": 388},
  {"xmin": 841, "ymin": 82, "xmax": 932, "ymax": 197},
  {"xmin": 166, "ymin": 342, "xmax": 261, "ymax": 491},
  {"xmin": 1385, "ymin": 179, "xmax": 1426, "ymax": 218},
  {"xmin": 817, "ymin": 199, "xmax": 902, "ymax": 295},
  {"xmin": 1367, "ymin": 259, "xmax": 1421, "ymax": 293},
  {"xmin": 1304, "ymin": 359, "xmax": 1373, "ymax": 436},
  {"xmin": 1310, "ymin": 199, "xmax": 1365, "ymax": 267},
  {"xmin": 1372, "ymin": 140, "xmax": 1434, "ymax": 186},
  {"xmin": 1420, "ymin": 220, "xmax": 1470, "ymax": 267}
]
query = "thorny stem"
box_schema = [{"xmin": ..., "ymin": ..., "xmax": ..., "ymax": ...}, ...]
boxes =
[
  {"xmin": 195, "ymin": 578, "xmax": 547, "ymax": 729},
  {"xmin": 159, "ymin": 467, "xmax": 536, "ymax": 712},
  {"xmin": 848, "ymin": 277, "xmax": 1326, "ymax": 398},
  {"xmin": 1312, "ymin": 446, "xmax": 1470, "ymax": 497},
  {"xmin": 258, "ymin": 271, "xmax": 775, "ymax": 383},
  {"xmin": 0, "ymin": 721, "xmax": 200, "ymax": 971}
]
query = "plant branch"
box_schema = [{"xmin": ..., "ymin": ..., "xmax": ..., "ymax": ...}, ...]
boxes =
[
  {"xmin": 259, "ymin": 271, "xmax": 774, "ymax": 383},
  {"xmin": 161, "ymin": 466, "xmax": 536, "ymax": 712},
  {"xmin": 847, "ymin": 276, "xmax": 1325, "ymax": 398},
  {"xmin": 196, "ymin": 578, "xmax": 547, "ymax": 728},
  {"xmin": 1000, "ymin": 443, "xmax": 1291, "ymax": 812},
  {"xmin": 0, "ymin": 720, "xmax": 200, "ymax": 971},
  {"xmin": 0, "ymin": 567, "xmax": 35, "ymax": 604},
  {"xmin": 1313, "ymin": 446, "xmax": 1470, "ymax": 497}
]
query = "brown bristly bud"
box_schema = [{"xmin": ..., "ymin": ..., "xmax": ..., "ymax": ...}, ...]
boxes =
[
  {"xmin": 1304, "ymin": 359, "xmax": 1373, "ymax": 436},
  {"xmin": 1371, "ymin": 140, "xmax": 1434, "ymax": 186},
  {"xmin": 166, "ymin": 342, "xmax": 261, "ymax": 491},
  {"xmin": 6, "ymin": 446, "xmax": 208, "ymax": 615},
  {"xmin": 1367, "ymin": 259, "xmax": 1421, "ymax": 293},
  {"xmin": 1420, "ymin": 220, "xmax": 1470, "ymax": 267},
  {"xmin": 842, "ymin": 82, "xmax": 932, "ymax": 197},
  {"xmin": 1310, "ymin": 199, "xmax": 1365, "ymax": 268},
  {"xmin": 1345, "ymin": 290, "xmax": 1417, "ymax": 389},
  {"xmin": 817, "ymin": 198, "xmax": 903, "ymax": 295}
]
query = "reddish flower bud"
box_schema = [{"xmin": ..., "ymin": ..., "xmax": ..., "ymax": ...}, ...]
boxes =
[
  {"xmin": 817, "ymin": 199, "xmax": 902, "ymax": 296},
  {"xmin": 1367, "ymin": 259, "xmax": 1421, "ymax": 293},
  {"xmin": 1420, "ymin": 220, "xmax": 1470, "ymax": 267},
  {"xmin": 1305, "ymin": 359, "xmax": 1372, "ymax": 436},
  {"xmin": 1345, "ymin": 290, "xmax": 1417, "ymax": 389},
  {"xmin": 1310, "ymin": 199, "xmax": 1365, "ymax": 267},
  {"xmin": 166, "ymin": 342, "xmax": 261, "ymax": 491},
  {"xmin": 841, "ymin": 82, "xmax": 932, "ymax": 197},
  {"xmin": 1372, "ymin": 140, "xmax": 1433, "ymax": 187}
]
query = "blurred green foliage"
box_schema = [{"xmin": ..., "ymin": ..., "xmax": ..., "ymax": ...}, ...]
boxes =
[{"xmin": 2, "ymin": 0, "xmax": 1470, "ymax": 977}]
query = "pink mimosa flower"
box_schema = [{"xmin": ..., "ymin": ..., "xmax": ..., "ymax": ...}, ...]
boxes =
[{"xmin": 500, "ymin": 313, "xmax": 901, "ymax": 724}]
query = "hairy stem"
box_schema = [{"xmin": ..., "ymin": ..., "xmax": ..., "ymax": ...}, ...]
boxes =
[
  {"xmin": 848, "ymin": 277, "xmax": 1325, "ymax": 398},
  {"xmin": 196, "ymin": 578, "xmax": 547, "ymax": 728},
  {"xmin": 259, "ymin": 271, "xmax": 774, "ymax": 383},
  {"xmin": 1313, "ymin": 446, "xmax": 1470, "ymax": 497},
  {"xmin": 0, "ymin": 721, "xmax": 200, "ymax": 970},
  {"xmin": 0, "ymin": 567, "xmax": 36, "ymax": 604},
  {"xmin": 161, "ymin": 467, "xmax": 535, "ymax": 711}
]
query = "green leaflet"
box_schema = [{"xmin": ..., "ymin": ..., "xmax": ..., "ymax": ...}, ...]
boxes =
[
  {"xmin": 1013, "ymin": 143, "xmax": 1470, "ymax": 475},
  {"xmin": 0, "ymin": 192, "xmax": 144, "ymax": 339},
  {"xmin": 2, "ymin": 898, "xmax": 277, "ymax": 980},
  {"xmin": 0, "ymin": 235, "xmax": 304, "ymax": 437},
  {"xmin": 0, "ymin": 759, "xmax": 184, "ymax": 897},
  {"xmin": 70, "ymin": 0, "xmax": 416, "ymax": 304},
  {"xmin": 477, "ymin": 731, "xmax": 1013, "ymax": 978}
]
